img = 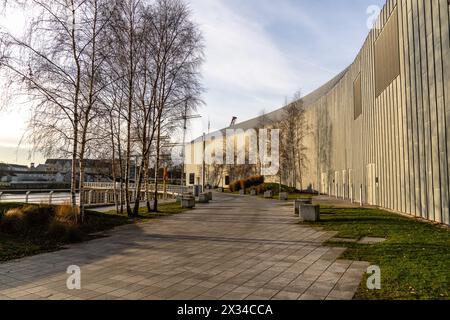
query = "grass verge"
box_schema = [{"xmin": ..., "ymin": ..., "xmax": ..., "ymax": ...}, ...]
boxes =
[{"xmin": 301, "ymin": 205, "xmax": 450, "ymax": 300}]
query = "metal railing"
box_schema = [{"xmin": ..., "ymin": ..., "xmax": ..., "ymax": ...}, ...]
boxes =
[
  {"xmin": 84, "ymin": 182, "xmax": 193, "ymax": 196},
  {"xmin": 0, "ymin": 189, "xmax": 75, "ymax": 205},
  {"xmin": 0, "ymin": 184, "xmax": 194, "ymax": 206}
]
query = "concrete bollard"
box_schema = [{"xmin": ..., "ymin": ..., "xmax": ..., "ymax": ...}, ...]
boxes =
[
  {"xmin": 181, "ymin": 196, "xmax": 196, "ymax": 209},
  {"xmin": 279, "ymin": 192, "xmax": 288, "ymax": 201},
  {"xmin": 250, "ymin": 189, "xmax": 257, "ymax": 196},
  {"xmin": 239, "ymin": 189, "xmax": 245, "ymax": 196},
  {"xmin": 299, "ymin": 204, "xmax": 320, "ymax": 222},
  {"xmin": 264, "ymin": 191, "xmax": 273, "ymax": 199},
  {"xmin": 294, "ymin": 199, "xmax": 312, "ymax": 215},
  {"xmin": 198, "ymin": 193, "xmax": 209, "ymax": 204}
]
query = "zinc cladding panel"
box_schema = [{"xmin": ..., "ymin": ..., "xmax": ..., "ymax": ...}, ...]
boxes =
[
  {"xmin": 375, "ymin": 7, "xmax": 401, "ymax": 97},
  {"xmin": 354, "ymin": 73, "xmax": 362, "ymax": 119}
]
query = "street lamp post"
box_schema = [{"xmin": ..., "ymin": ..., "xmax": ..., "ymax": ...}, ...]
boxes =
[
  {"xmin": 180, "ymin": 102, "xmax": 188, "ymax": 195},
  {"xmin": 202, "ymin": 132, "xmax": 206, "ymax": 191}
]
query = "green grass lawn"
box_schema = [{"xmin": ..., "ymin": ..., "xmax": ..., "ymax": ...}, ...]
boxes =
[
  {"xmin": 271, "ymin": 193, "xmax": 314, "ymax": 201},
  {"xmin": 0, "ymin": 202, "xmax": 189, "ymax": 262},
  {"xmin": 226, "ymin": 188, "xmax": 315, "ymax": 201},
  {"xmin": 302, "ymin": 206, "xmax": 450, "ymax": 300}
]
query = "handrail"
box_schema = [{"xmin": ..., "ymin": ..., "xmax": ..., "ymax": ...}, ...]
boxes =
[
  {"xmin": 83, "ymin": 182, "xmax": 192, "ymax": 195},
  {"xmin": 0, "ymin": 189, "xmax": 71, "ymax": 193},
  {"xmin": 0, "ymin": 190, "xmax": 76, "ymax": 205},
  {"xmin": 0, "ymin": 184, "xmax": 194, "ymax": 205}
]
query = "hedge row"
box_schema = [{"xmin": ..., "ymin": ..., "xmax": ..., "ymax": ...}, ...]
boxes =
[
  {"xmin": 229, "ymin": 176, "xmax": 265, "ymax": 192},
  {"xmin": 250, "ymin": 183, "xmax": 298, "ymax": 194},
  {"xmin": 0, "ymin": 204, "xmax": 82, "ymax": 242}
]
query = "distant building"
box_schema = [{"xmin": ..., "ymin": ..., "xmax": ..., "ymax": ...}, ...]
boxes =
[
  {"xmin": 44, "ymin": 159, "xmax": 113, "ymax": 183},
  {"xmin": 185, "ymin": 1, "xmax": 450, "ymax": 226},
  {"xmin": 0, "ymin": 159, "xmax": 113, "ymax": 185},
  {"xmin": 0, "ymin": 163, "xmax": 44, "ymax": 183}
]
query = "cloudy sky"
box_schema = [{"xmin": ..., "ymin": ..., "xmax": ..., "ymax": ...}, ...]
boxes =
[{"xmin": 0, "ymin": 0, "xmax": 384, "ymax": 165}]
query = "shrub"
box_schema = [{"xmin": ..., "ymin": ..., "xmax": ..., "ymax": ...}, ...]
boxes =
[
  {"xmin": 230, "ymin": 175, "xmax": 265, "ymax": 192},
  {"xmin": 248, "ymin": 176, "xmax": 264, "ymax": 187},
  {"xmin": 229, "ymin": 181, "xmax": 241, "ymax": 192},
  {"xmin": 22, "ymin": 205, "xmax": 55, "ymax": 228},
  {"xmin": 64, "ymin": 226, "xmax": 83, "ymax": 243},
  {"xmin": 47, "ymin": 221, "xmax": 68, "ymax": 240},
  {"xmin": 55, "ymin": 203, "xmax": 78, "ymax": 225},
  {"xmin": 0, "ymin": 208, "xmax": 25, "ymax": 234},
  {"xmin": 47, "ymin": 221, "xmax": 82, "ymax": 243},
  {"xmin": 0, "ymin": 204, "xmax": 82, "ymax": 243}
]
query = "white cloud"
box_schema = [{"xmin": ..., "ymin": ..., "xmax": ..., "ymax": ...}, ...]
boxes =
[
  {"xmin": 188, "ymin": 0, "xmax": 303, "ymax": 135},
  {"xmin": 192, "ymin": 0, "xmax": 300, "ymax": 92}
]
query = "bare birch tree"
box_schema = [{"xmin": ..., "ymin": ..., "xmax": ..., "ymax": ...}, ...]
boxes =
[
  {"xmin": 0, "ymin": 1, "xmax": 87, "ymax": 221},
  {"xmin": 146, "ymin": 0, "xmax": 204, "ymax": 213},
  {"xmin": 1, "ymin": 0, "xmax": 204, "ymax": 219},
  {"xmin": 279, "ymin": 91, "xmax": 310, "ymax": 189}
]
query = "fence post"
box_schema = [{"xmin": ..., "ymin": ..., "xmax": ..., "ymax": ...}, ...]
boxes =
[
  {"xmin": 104, "ymin": 191, "xmax": 109, "ymax": 204},
  {"xmin": 0, "ymin": 192, "xmax": 3, "ymax": 202},
  {"xmin": 49, "ymin": 191, "xmax": 54, "ymax": 205},
  {"xmin": 25, "ymin": 191, "xmax": 31, "ymax": 204},
  {"xmin": 88, "ymin": 190, "xmax": 93, "ymax": 205}
]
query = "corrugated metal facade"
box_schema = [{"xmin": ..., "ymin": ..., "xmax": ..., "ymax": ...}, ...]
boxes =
[
  {"xmin": 186, "ymin": 0, "xmax": 450, "ymax": 225},
  {"xmin": 305, "ymin": 0, "xmax": 450, "ymax": 225}
]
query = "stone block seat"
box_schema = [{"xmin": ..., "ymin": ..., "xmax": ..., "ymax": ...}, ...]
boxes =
[
  {"xmin": 198, "ymin": 193, "xmax": 209, "ymax": 204},
  {"xmin": 181, "ymin": 195, "xmax": 196, "ymax": 209},
  {"xmin": 264, "ymin": 191, "xmax": 273, "ymax": 199},
  {"xmin": 299, "ymin": 204, "xmax": 320, "ymax": 222},
  {"xmin": 294, "ymin": 198, "xmax": 312, "ymax": 215}
]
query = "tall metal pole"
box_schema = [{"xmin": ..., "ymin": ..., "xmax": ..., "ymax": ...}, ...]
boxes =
[
  {"xmin": 202, "ymin": 132, "xmax": 206, "ymax": 191},
  {"xmin": 180, "ymin": 102, "xmax": 188, "ymax": 194}
]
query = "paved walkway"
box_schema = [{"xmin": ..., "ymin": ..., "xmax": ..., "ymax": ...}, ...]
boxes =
[
  {"xmin": 92, "ymin": 199, "xmax": 174, "ymax": 213},
  {"xmin": 0, "ymin": 193, "xmax": 369, "ymax": 300}
]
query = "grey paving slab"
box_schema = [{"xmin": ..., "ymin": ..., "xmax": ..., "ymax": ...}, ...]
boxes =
[
  {"xmin": 0, "ymin": 192, "xmax": 368, "ymax": 300},
  {"xmin": 358, "ymin": 237, "xmax": 387, "ymax": 244}
]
